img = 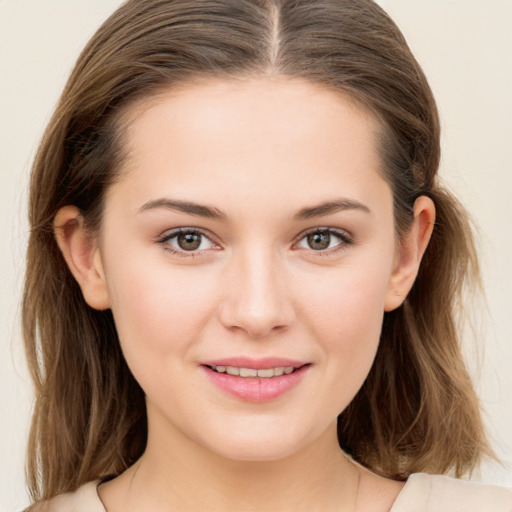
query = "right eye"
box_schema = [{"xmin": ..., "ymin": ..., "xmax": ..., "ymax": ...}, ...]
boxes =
[{"xmin": 157, "ymin": 229, "xmax": 220, "ymax": 256}]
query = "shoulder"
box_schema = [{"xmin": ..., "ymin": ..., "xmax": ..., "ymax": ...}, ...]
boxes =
[
  {"xmin": 28, "ymin": 481, "xmax": 105, "ymax": 512},
  {"xmin": 391, "ymin": 473, "xmax": 512, "ymax": 512}
]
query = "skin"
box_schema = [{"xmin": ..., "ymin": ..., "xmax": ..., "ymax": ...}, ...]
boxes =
[{"xmin": 55, "ymin": 77, "xmax": 435, "ymax": 511}]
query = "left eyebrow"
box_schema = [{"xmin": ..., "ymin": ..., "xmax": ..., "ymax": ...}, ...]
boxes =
[{"xmin": 293, "ymin": 198, "xmax": 371, "ymax": 220}]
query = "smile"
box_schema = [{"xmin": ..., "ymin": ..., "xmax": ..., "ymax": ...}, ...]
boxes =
[
  {"xmin": 201, "ymin": 359, "xmax": 311, "ymax": 402},
  {"xmin": 208, "ymin": 365, "xmax": 298, "ymax": 378}
]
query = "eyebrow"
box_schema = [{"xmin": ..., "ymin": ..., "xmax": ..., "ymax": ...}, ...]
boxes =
[
  {"xmin": 293, "ymin": 198, "xmax": 371, "ymax": 220},
  {"xmin": 138, "ymin": 197, "xmax": 370, "ymax": 221},
  {"xmin": 138, "ymin": 198, "xmax": 226, "ymax": 220}
]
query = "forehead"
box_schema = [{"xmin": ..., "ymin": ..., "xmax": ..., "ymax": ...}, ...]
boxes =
[{"xmin": 111, "ymin": 77, "xmax": 389, "ymax": 216}]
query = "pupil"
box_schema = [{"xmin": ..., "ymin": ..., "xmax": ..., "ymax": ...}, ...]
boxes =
[
  {"xmin": 178, "ymin": 233, "xmax": 201, "ymax": 251},
  {"xmin": 308, "ymin": 232, "xmax": 330, "ymax": 250}
]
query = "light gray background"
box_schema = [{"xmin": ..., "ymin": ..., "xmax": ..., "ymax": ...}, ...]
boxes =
[{"xmin": 1, "ymin": 1, "xmax": 511, "ymax": 509}]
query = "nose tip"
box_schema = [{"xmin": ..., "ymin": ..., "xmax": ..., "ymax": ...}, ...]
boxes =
[
  {"xmin": 218, "ymin": 256, "xmax": 295, "ymax": 339},
  {"xmin": 220, "ymin": 306, "xmax": 291, "ymax": 339}
]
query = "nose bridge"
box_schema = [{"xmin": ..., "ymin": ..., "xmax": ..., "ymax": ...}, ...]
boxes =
[{"xmin": 219, "ymin": 242, "xmax": 294, "ymax": 338}]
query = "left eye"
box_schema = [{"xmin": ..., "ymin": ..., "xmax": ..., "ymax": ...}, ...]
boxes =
[
  {"xmin": 161, "ymin": 230, "xmax": 216, "ymax": 253},
  {"xmin": 296, "ymin": 229, "xmax": 349, "ymax": 251}
]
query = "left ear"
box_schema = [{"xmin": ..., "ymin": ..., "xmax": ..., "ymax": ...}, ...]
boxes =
[{"xmin": 384, "ymin": 196, "xmax": 436, "ymax": 312}]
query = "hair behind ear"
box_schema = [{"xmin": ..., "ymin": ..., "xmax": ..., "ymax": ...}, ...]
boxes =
[
  {"xmin": 338, "ymin": 186, "xmax": 492, "ymax": 479},
  {"xmin": 23, "ymin": 222, "xmax": 147, "ymax": 502}
]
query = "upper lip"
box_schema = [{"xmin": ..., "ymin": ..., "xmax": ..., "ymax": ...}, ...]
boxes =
[{"xmin": 201, "ymin": 357, "xmax": 309, "ymax": 370}]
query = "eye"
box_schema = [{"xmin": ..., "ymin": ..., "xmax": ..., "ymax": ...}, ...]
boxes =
[
  {"xmin": 158, "ymin": 228, "xmax": 219, "ymax": 255},
  {"xmin": 296, "ymin": 228, "xmax": 352, "ymax": 252}
]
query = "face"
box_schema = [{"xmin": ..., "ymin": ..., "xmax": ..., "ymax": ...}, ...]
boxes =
[{"xmin": 89, "ymin": 78, "xmax": 404, "ymax": 462}]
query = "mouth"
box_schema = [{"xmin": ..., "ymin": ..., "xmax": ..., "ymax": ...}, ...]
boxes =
[
  {"xmin": 205, "ymin": 364, "xmax": 306, "ymax": 378},
  {"xmin": 200, "ymin": 358, "xmax": 311, "ymax": 402}
]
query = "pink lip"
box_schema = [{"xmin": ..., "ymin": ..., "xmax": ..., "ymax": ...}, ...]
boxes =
[
  {"xmin": 201, "ymin": 357, "xmax": 307, "ymax": 369},
  {"xmin": 200, "ymin": 357, "xmax": 311, "ymax": 403}
]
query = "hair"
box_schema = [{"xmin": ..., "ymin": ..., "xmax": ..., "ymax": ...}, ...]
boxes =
[{"xmin": 23, "ymin": 0, "xmax": 492, "ymax": 504}]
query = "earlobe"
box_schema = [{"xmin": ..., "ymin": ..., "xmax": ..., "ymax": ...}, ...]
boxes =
[
  {"xmin": 53, "ymin": 206, "xmax": 111, "ymax": 310},
  {"xmin": 384, "ymin": 196, "xmax": 435, "ymax": 312}
]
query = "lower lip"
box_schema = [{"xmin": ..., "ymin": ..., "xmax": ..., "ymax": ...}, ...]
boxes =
[{"xmin": 202, "ymin": 365, "xmax": 310, "ymax": 403}]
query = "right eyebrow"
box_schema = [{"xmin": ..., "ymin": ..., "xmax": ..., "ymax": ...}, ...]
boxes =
[{"xmin": 137, "ymin": 198, "xmax": 227, "ymax": 221}]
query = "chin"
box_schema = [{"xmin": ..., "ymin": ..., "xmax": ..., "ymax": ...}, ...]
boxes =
[{"xmin": 198, "ymin": 422, "xmax": 320, "ymax": 464}]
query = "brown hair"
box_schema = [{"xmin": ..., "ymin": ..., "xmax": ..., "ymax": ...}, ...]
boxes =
[{"xmin": 23, "ymin": 0, "xmax": 492, "ymax": 503}]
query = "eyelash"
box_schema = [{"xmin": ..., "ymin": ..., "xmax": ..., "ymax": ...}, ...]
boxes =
[
  {"xmin": 156, "ymin": 228, "xmax": 220, "ymax": 257},
  {"xmin": 295, "ymin": 227, "xmax": 354, "ymax": 255},
  {"xmin": 156, "ymin": 227, "xmax": 354, "ymax": 258}
]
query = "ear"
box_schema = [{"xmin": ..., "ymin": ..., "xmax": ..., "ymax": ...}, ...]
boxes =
[
  {"xmin": 384, "ymin": 196, "xmax": 435, "ymax": 312},
  {"xmin": 53, "ymin": 206, "xmax": 110, "ymax": 310}
]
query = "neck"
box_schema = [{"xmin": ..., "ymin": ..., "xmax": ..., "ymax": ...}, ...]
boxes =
[{"xmin": 102, "ymin": 414, "xmax": 360, "ymax": 512}]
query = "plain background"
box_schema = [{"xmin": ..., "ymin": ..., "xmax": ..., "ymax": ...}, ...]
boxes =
[{"xmin": 1, "ymin": 1, "xmax": 511, "ymax": 509}]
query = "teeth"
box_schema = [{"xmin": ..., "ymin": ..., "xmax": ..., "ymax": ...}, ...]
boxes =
[
  {"xmin": 240, "ymin": 368, "xmax": 258, "ymax": 377},
  {"xmin": 211, "ymin": 365, "xmax": 298, "ymax": 378}
]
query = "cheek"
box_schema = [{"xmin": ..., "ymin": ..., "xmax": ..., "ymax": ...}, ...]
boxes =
[
  {"xmin": 305, "ymin": 261, "xmax": 390, "ymax": 338},
  {"xmin": 104, "ymin": 256, "xmax": 219, "ymax": 367},
  {"xmin": 325, "ymin": 289, "xmax": 384, "ymax": 379},
  {"xmin": 298, "ymin": 256, "xmax": 393, "ymax": 388}
]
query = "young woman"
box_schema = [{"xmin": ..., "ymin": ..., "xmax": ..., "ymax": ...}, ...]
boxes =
[{"xmin": 23, "ymin": 0, "xmax": 512, "ymax": 510}]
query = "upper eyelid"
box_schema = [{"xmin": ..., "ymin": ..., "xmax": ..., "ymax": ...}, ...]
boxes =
[
  {"xmin": 158, "ymin": 227, "xmax": 217, "ymax": 242},
  {"xmin": 294, "ymin": 226, "xmax": 353, "ymax": 242}
]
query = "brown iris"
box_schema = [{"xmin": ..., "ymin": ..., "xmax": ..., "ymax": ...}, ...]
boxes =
[
  {"xmin": 307, "ymin": 231, "xmax": 331, "ymax": 250},
  {"xmin": 177, "ymin": 232, "xmax": 202, "ymax": 251}
]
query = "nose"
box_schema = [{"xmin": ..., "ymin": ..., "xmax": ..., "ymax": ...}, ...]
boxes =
[{"xmin": 218, "ymin": 248, "xmax": 295, "ymax": 339}]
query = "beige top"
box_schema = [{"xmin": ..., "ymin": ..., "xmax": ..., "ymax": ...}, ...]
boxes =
[{"xmin": 32, "ymin": 473, "xmax": 512, "ymax": 512}]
